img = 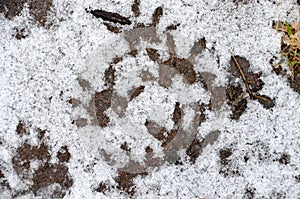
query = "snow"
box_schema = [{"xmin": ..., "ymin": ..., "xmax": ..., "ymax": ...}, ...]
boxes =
[{"xmin": 1, "ymin": 0, "xmax": 300, "ymax": 198}]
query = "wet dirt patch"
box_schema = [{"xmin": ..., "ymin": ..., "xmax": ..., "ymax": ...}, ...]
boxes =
[
  {"xmin": 186, "ymin": 130, "xmax": 220, "ymax": 164},
  {"xmin": 95, "ymin": 182, "xmax": 110, "ymax": 194},
  {"xmin": 115, "ymin": 170, "xmax": 147, "ymax": 196},
  {"xmin": 94, "ymin": 90, "xmax": 112, "ymax": 127},
  {"xmin": 16, "ymin": 121, "xmax": 27, "ymax": 135},
  {"xmin": 11, "ymin": 123, "xmax": 73, "ymax": 198},
  {"xmin": 74, "ymin": 118, "xmax": 88, "ymax": 128},
  {"xmin": 32, "ymin": 163, "xmax": 73, "ymax": 197},
  {"xmin": 120, "ymin": 142, "xmax": 131, "ymax": 152},
  {"xmin": 13, "ymin": 27, "xmax": 29, "ymax": 40},
  {"xmin": 219, "ymin": 147, "xmax": 240, "ymax": 177},
  {"xmin": 146, "ymin": 47, "xmax": 160, "ymax": 62},
  {"xmin": 0, "ymin": 0, "xmax": 54, "ymax": 27},
  {"xmin": 29, "ymin": 0, "xmax": 53, "ymax": 26},
  {"xmin": 244, "ymin": 186, "xmax": 256, "ymax": 199},
  {"xmin": 131, "ymin": 0, "xmax": 140, "ymax": 17},
  {"xmin": 151, "ymin": 6, "xmax": 163, "ymax": 27},
  {"xmin": 0, "ymin": 169, "xmax": 11, "ymax": 190},
  {"xmin": 57, "ymin": 146, "xmax": 71, "ymax": 163},
  {"xmin": 0, "ymin": 0, "xmax": 27, "ymax": 19}
]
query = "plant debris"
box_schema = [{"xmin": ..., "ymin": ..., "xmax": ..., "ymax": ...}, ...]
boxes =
[
  {"xmin": 154, "ymin": 128, "xmax": 177, "ymax": 147},
  {"xmin": 37, "ymin": 129, "xmax": 46, "ymax": 140},
  {"xmin": 163, "ymin": 57, "xmax": 197, "ymax": 84},
  {"xmin": 273, "ymin": 21, "xmax": 300, "ymax": 94},
  {"xmin": 227, "ymin": 53, "xmax": 275, "ymax": 119},
  {"xmin": 277, "ymin": 153, "xmax": 290, "ymax": 165},
  {"xmin": 13, "ymin": 27, "xmax": 29, "ymax": 40},
  {"xmin": 231, "ymin": 98, "xmax": 248, "ymax": 120},
  {"xmin": 128, "ymin": 49, "xmax": 138, "ymax": 57},
  {"xmin": 89, "ymin": 9, "xmax": 131, "ymax": 25},
  {"xmin": 218, "ymin": 147, "xmax": 240, "ymax": 177},
  {"xmin": 0, "ymin": 169, "xmax": 11, "ymax": 190},
  {"xmin": 199, "ymin": 37, "xmax": 207, "ymax": 49}
]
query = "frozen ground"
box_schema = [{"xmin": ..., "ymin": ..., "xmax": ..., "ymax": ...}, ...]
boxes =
[{"xmin": 0, "ymin": 0, "xmax": 300, "ymax": 198}]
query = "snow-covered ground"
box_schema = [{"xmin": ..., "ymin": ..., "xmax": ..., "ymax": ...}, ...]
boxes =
[{"xmin": 0, "ymin": 0, "xmax": 300, "ymax": 198}]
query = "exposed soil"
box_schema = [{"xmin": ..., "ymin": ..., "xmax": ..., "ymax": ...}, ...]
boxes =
[
  {"xmin": 94, "ymin": 90, "xmax": 112, "ymax": 127},
  {"xmin": 120, "ymin": 142, "xmax": 131, "ymax": 152},
  {"xmin": 0, "ymin": 169, "xmax": 10, "ymax": 190},
  {"xmin": 0, "ymin": 0, "xmax": 53, "ymax": 27},
  {"xmin": 115, "ymin": 170, "xmax": 147, "ymax": 196},
  {"xmin": 10, "ymin": 124, "xmax": 73, "ymax": 198},
  {"xmin": 57, "ymin": 146, "xmax": 71, "ymax": 163},
  {"xmin": 29, "ymin": 0, "xmax": 53, "ymax": 26},
  {"xmin": 151, "ymin": 7, "xmax": 163, "ymax": 27},
  {"xmin": 187, "ymin": 130, "xmax": 220, "ymax": 163},
  {"xmin": 16, "ymin": 121, "xmax": 27, "ymax": 135},
  {"xmin": 95, "ymin": 182, "xmax": 110, "ymax": 194},
  {"xmin": 218, "ymin": 147, "xmax": 240, "ymax": 177},
  {"xmin": 131, "ymin": 0, "xmax": 140, "ymax": 17},
  {"xmin": 146, "ymin": 47, "xmax": 160, "ymax": 61},
  {"xmin": 0, "ymin": 0, "xmax": 27, "ymax": 19}
]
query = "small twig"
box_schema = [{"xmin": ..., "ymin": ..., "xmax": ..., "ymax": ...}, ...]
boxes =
[
  {"xmin": 229, "ymin": 50, "xmax": 254, "ymax": 99},
  {"xmin": 228, "ymin": 50, "xmax": 275, "ymax": 108},
  {"xmin": 232, "ymin": 92, "xmax": 247, "ymax": 107}
]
